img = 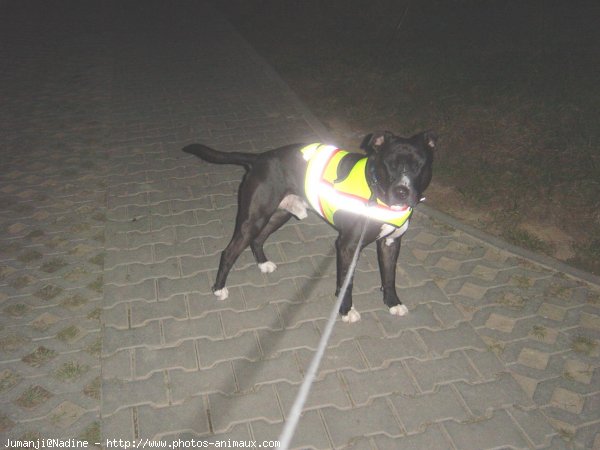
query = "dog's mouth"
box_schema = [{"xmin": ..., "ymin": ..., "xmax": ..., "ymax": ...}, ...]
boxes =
[{"xmin": 388, "ymin": 196, "xmax": 425, "ymax": 210}]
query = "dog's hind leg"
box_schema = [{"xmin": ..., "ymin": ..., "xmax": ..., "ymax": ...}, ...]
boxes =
[
  {"xmin": 212, "ymin": 180, "xmax": 284, "ymax": 300},
  {"xmin": 213, "ymin": 218, "xmax": 268, "ymax": 300},
  {"xmin": 250, "ymin": 209, "xmax": 292, "ymax": 273}
]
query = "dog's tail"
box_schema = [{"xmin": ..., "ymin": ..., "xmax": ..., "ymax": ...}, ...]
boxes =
[{"xmin": 182, "ymin": 144, "xmax": 258, "ymax": 167}]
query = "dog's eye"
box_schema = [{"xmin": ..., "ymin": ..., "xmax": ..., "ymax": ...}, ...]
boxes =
[{"xmin": 387, "ymin": 160, "xmax": 400, "ymax": 171}]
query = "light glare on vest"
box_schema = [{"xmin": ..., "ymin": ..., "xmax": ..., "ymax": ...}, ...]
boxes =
[{"xmin": 301, "ymin": 143, "xmax": 412, "ymax": 227}]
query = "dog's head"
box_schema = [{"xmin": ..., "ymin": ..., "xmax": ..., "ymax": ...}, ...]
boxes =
[{"xmin": 361, "ymin": 130, "xmax": 436, "ymax": 209}]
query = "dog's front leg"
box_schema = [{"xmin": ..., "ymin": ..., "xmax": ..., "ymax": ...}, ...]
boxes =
[
  {"xmin": 335, "ymin": 232, "xmax": 362, "ymax": 323},
  {"xmin": 376, "ymin": 237, "xmax": 408, "ymax": 316}
]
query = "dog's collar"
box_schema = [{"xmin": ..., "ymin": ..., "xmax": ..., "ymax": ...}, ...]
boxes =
[{"xmin": 365, "ymin": 158, "xmax": 385, "ymax": 205}]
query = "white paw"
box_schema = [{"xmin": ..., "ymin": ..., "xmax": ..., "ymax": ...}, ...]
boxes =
[
  {"xmin": 341, "ymin": 307, "xmax": 361, "ymax": 323},
  {"xmin": 213, "ymin": 287, "xmax": 229, "ymax": 301},
  {"xmin": 389, "ymin": 304, "xmax": 408, "ymax": 316},
  {"xmin": 258, "ymin": 261, "xmax": 277, "ymax": 273}
]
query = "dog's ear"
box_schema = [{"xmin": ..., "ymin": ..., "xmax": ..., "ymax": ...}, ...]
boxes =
[
  {"xmin": 360, "ymin": 131, "xmax": 393, "ymax": 154},
  {"xmin": 419, "ymin": 130, "xmax": 437, "ymax": 150}
]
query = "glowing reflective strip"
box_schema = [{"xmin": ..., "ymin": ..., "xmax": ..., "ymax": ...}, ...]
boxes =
[
  {"xmin": 303, "ymin": 145, "xmax": 339, "ymax": 216},
  {"xmin": 318, "ymin": 182, "xmax": 411, "ymax": 223}
]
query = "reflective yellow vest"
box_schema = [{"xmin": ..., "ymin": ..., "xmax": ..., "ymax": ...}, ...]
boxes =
[{"xmin": 301, "ymin": 143, "xmax": 412, "ymax": 227}]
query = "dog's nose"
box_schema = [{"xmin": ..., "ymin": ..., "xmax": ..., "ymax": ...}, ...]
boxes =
[{"xmin": 395, "ymin": 186, "xmax": 409, "ymax": 200}]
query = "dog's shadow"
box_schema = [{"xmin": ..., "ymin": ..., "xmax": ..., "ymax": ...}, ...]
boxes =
[{"xmin": 182, "ymin": 247, "xmax": 336, "ymax": 442}]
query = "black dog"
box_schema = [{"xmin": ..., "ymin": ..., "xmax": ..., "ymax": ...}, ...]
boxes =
[{"xmin": 183, "ymin": 131, "xmax": 436, "ymax": 323}]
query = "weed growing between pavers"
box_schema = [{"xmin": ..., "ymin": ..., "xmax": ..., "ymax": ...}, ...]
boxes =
[
  {"xmin": 41, "ymin": 257, "xmax": 68, "ymax": 273},
  {"xmin": 15, "ymin": 385, "xmax": 53, "ymax": 408},
  {"xmin": 571, "ymin": 335, "xmax": 597, "ymax": 356},
  {"xmin": 61, "ymin": 293, "xmax": 88, "ymax": 309},
  {"xmin": 35, "ymin": 284, "xmax": 63, "ymax": 301},
  {"xmin": 4, "ymin": 303, "xmax": 30, "ymax": 317},
  {"xmin": 530, "ymin": 325, "xmax": 547, "ymax": 340},
  {"xmin": 57, "ymin": 325, "xmax": 82, "ymax": 342},
  {"xmin": 83, "ymin": 377, "xmax": 101, "ymax": 400},
  {"xmin": 0, "ymin": 334, "xmax": 28, "ymax": 352},
  {"xmin": 22, "ymin": 346, "xmax": 58, "ymax": 367},
  {"xmin": 55, "ymin": 361, "xmax": 90, "ymax": 382},
  {"xmin": 0, "ymin": 369, "xmax": 21, "ymax": 392}
]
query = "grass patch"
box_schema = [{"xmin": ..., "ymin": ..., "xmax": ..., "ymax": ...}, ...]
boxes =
[
  {"xmin": 502, "ymin": 229, "xmax": 553, "ymax": 255},
  {"xmin": 55, "ymin": 361, "xmax": 89, "ymax": 381},
  {"xmin": 0, "ymin": 369, "xmax": 20, "ymax": 392},
  {"xmin": 57, "ymin": 326, "xmax": 81, "ymax": 342},
  {"xmin": 531, "ymin": 325, "xmax": 547, "ymax": 340},
  {"xmin": 87, "ymin": 276, "xmax": 103, "ymax": 293},
  {"xmin": 497, "ymin": 292, "xmax": 525, "ymax": 309},
  {"xmin": 10, "ymin": 275, "xmax": 35, "ymax": 289},
  {"xmin": 25, "ymin": 229, "xmax": 45, "ymax": 240},
  {"xmin": 0, "ymin": 334, "xmax": 28, "ymax": 352},
  {"xmin": 511, "ymin": 275, "xmax": 532, "ymax": 289},
  {"xmin": 89, "ymin": 252, "xmax": 105, "ymax": 267},
  {"xmin": 571, "ymin": 335, "xmax": 597, "ymax": 356},
  {"xmin": 4, "ymin": 303, "xmax": 29, "ymax": 317},
  {"xmin": 15, "ymin": 385, "xmax": 52, "ymax": 408},
  {"xmin": 35, "ymin": 284, "xmax": 63, "ymax": 301},
  {"xmin": 87, "ymin": 308, "xmax": 102, "ymax": 321},
  {"xmin": 22, "ymin": 346, "xmax": 57, "ymax": 367},
  {"xmin": 86, "ymin": 338, "xmax": 102, "ymax": 357},
  {"xmin": 61, "ymin": 293, "xmax": 87, "ymax": 309},
  {"xmin": 91, "ymin": 211, "xmax": 106, "ymax": 222},
  {"xmin": 80, "ymin": 421, "xmax": 101, "ymax": 445},
  {"xmin": 83, "ymin": 377, "xmax": 101, "ymax": 400},
  {"xmin": 18, "ymin": 250, "xmax": 43, "ymax": 263},
  {"xmin": 41, "ymin": 257, "xmax": 68, "ymax": 273}
]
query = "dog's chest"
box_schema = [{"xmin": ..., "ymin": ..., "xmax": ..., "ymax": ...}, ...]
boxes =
[{"xmin": 378, "ymin": 221, "xmax": 409, "ymax": 245}]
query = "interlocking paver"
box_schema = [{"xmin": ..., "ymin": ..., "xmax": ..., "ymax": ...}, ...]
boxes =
[
  {"xmin": 197, "ymin": 332, "xmax": 261, "ymax": 369},
  {"xmin": 251, "ymin": 411, "xmax": 332, "ymax": 449},
  {"xmin": 102, "ymin": 372, "xmax": 169, "ymax": 416},
  {"xmin": 322, "ymin": 398, "xmax": 403, "ymax": 447},
  {"xmin": 372, "ymin": 425, "xmax": 452, "ymax": 449},
  {"xmin": 136, "ymin": 397, "xmax": 210, "ymax": 438},
  {"xmin": 233, "ymin": 352, "xmax": 303, "ymax": 391},
  {"xmin": 390, "ymin": 385, "xmax": 471, "ymax": 434},
  {"xmin": 342, "ymin": 362, "xmax": 417, "ymax": 405},
  {"xmin": 102, "ymin": 322, "xmax": 162, "ymax": 355},
  {"xmin": 135, "ymin": 341, "xmax": 198, "ymax": 378},
  {"xmin": 419, "ymin": 321, "xmax": 488, "ymax": 355},
  {"xmin": 454, "ymin": 373, "xmax": 535, "ymax": 417},
  {"xmin": 443, "ymin": 409, "xmax": 531, "ymax": 450},
  {"xmin": 277, "ymin": 372, "xmax": 351, "ymax": 412},
  {"xmin": 220, "ymin": 304, "xmax": 283, "ymax": 337},
  {"xmin": 296, "ymin": 339, "xmax": 369, "ymax": 374},
  {"xmin": 130, "ymin": 296, "xmax": 189, "ymax": 326},
  {"xmin": 2, "ymin": 1, "xmax": 599, "ymax": 448},
  {"xmin": 405, "ymin": 350, "xmax": 481, "ymax": 392},
  {"xmin": 169, "ymin": 364, "xmax": 237, "ymax": 402},
  {"xmin": 257, "ymin": 322, "xmax": 322, "ymax": 357},
  {"xmin": 104, "ymin": 279, "xmax": 157, "ymax": 305},
  {"xmin": 207, "ymin": 386, "xmax": 282, "ymax": 434},
  {"xmin": 357, "ymin": 331, "xmax": 427, "ymax": 367}
]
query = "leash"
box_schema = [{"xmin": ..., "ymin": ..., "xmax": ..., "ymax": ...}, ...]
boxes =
[{"xmin": 277, "ymin": 218, "xmax": 370, "ymax": 450}]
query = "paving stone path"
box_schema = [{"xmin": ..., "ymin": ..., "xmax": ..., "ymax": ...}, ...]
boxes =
[{"xmin": 1, "ymin": 2, "xmax": 599, "ymax": 449}]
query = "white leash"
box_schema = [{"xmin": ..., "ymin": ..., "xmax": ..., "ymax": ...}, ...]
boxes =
[{"xmin": 277, "ymin": 219, "xmax": 369, "ymax": 450}]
